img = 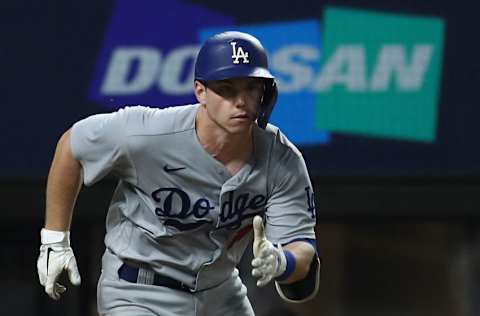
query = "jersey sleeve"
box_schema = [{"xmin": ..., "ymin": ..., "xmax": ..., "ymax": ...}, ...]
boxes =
[
  {"xmin": 70, "ymin": 108, "xmax": 136, "ymax": 186},
  {"xmin": 264, "ymin": 150, "xmax": 317, "ymax": 245}
]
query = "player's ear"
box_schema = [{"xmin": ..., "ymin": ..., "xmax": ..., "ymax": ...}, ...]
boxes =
[{"xmin": 194, "ymin": 80, "xmax": 207, "ymax": 105}]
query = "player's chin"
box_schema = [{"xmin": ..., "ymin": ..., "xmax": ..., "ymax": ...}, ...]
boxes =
[{"xmin": 226, "ymin": 120, "xmax": 254, "ymax": 133}]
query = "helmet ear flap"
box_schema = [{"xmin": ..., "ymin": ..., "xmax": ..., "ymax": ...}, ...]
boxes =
[{"xmin": 257, "ymin": 80, "xmax": 278, "ymax": 129}]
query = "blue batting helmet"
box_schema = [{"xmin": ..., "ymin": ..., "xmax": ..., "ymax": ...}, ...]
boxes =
[{"xmin": 194, "ymin": 31, "xmax": 274, "ymax": 81}]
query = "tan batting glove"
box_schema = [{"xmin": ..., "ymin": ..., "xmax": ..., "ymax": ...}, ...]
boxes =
[
  {"xmin": 37, "ymin": 229, "xmax": 81, "ymax": 300},
  {"xmin": 251, "ymin": 216, "xmax": 287, "ymax": 287}
]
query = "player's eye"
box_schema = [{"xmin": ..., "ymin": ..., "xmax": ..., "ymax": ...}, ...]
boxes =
[
  {"xmin": 211, "ymin": 83, "xmax": 235, "ymax": 97},
  {"xmin": 219, "ymin": 84, "xmax": 234, "ymax": 92},
  {"xmin": 247, "ymin": 80, "xmax": 264, "ymax": 92},
  {"xmin": 249, "ymin": 83, "xmax": 263, "ymax": 93}
]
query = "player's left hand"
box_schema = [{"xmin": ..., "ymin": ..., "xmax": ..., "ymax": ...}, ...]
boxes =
[{"xmin": 251, "ymin": 216, "xmax": 287, "ymax": 287}]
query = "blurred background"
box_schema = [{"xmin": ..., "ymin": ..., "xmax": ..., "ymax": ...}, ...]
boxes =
[{"xmin": 2, "ymin": 0, "xmax": 479, "ymax": 315}]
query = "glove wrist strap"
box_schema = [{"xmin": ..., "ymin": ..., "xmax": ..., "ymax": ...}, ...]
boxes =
[{"xmin": 41, "ymin": 228, "xmax": 70, "ymax": 245}]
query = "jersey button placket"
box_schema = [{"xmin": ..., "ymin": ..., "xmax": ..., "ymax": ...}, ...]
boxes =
[{"xmin": 216, "ymin": 167, "xmax": 229, "ymax": 181}]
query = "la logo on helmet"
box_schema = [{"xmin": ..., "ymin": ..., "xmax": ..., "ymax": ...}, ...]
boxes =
[{"xmin": 230, "ymin": 42, "xmax": 249, "ymax": 64}]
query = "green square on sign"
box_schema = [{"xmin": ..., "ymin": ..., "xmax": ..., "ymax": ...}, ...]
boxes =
[{"xmin": 315, "ymin": 7, "xmax": 445, "ymax": 142}]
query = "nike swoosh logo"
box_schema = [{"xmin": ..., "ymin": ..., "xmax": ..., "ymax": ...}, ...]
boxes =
[
  {"xmin": 163, "ymin": 165, "xmax": 186, "ymax": 173},
  {"xmin": 47, "ymin": 247, "xmax": 52, "ymax": 275}
]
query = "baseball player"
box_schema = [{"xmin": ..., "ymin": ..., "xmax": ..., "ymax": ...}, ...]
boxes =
[{"xmin": 37, "ymin": 31, "xmax": 320, "ymax": 315}]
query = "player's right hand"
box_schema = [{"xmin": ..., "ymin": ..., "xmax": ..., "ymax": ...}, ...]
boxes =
[{"xmin": 37, "ymin": 229, "xmax": 81, "ymax": 300}]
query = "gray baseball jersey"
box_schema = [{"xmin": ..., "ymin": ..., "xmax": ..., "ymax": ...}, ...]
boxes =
[{"xmin": 70, "ymin": 104, "xmax": 316, "ymax": 292}]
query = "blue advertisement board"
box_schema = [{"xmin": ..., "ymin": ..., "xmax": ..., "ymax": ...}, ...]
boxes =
[{"xmin": 1, "ymin": 0, "xmax": 479, "ymax": 177}]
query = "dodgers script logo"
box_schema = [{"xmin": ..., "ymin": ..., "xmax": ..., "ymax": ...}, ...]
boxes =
[
  {"xmin": 217, "ymin": 191, "xmax": 266, "ymax": 229},
  {"xmin": 151, "ymin": 187, "xmax": 266, "ymax": 231},
  {"xmin": 230, "ymin": 42, "xmax": 249, "ymax": 64}
]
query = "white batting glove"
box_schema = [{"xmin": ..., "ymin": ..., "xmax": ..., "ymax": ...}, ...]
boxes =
[
  {"xmin": 37, "ymin": 229, "xmax": 81, "ymax": 300},
  {"xmin": 251, "ymin": 216, "xmax": 287, "ymax": 287}
]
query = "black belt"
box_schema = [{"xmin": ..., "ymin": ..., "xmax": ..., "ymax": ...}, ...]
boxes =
[{"xmin": 118, "ymin": 264, "xmax": 192, "ymax": 293}]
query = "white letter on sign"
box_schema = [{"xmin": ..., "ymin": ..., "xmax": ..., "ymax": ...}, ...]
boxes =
[{"xmin": 101, "ymin": 47, "xmax": 160, "ymax": 95}]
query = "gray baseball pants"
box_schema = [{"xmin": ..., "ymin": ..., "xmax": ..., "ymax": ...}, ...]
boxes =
[{"xmin": 97, "ymin": 250, "xmax": 255, "ymax": 316}]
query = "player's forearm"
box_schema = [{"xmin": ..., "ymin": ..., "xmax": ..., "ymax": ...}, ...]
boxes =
[
  {"xmin": 44, "ymin": 130, "xmax": 83, "ymax": 231},
  {"xmin": 281, "ymin": 240, "xmax": 316, "ymax": 283}
]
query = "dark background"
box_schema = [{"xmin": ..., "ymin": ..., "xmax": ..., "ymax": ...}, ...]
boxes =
[{"xmin": 1, "ymin": 0, "xmax": 479, "ymax": 315}]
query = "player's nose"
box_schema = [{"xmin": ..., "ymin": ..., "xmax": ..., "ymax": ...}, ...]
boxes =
[{"xmin": 233, "ymin": 90, "xmax": 249, "ymax": 108}]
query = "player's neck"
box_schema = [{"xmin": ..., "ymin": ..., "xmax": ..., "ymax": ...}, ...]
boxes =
[
  {"xmin": 203, "ymin": 133, "xmax": 252, "ymax": 163},
  {"xmin": 196, "ymin": 107, "xmax": 253, "ymax": 166}
]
